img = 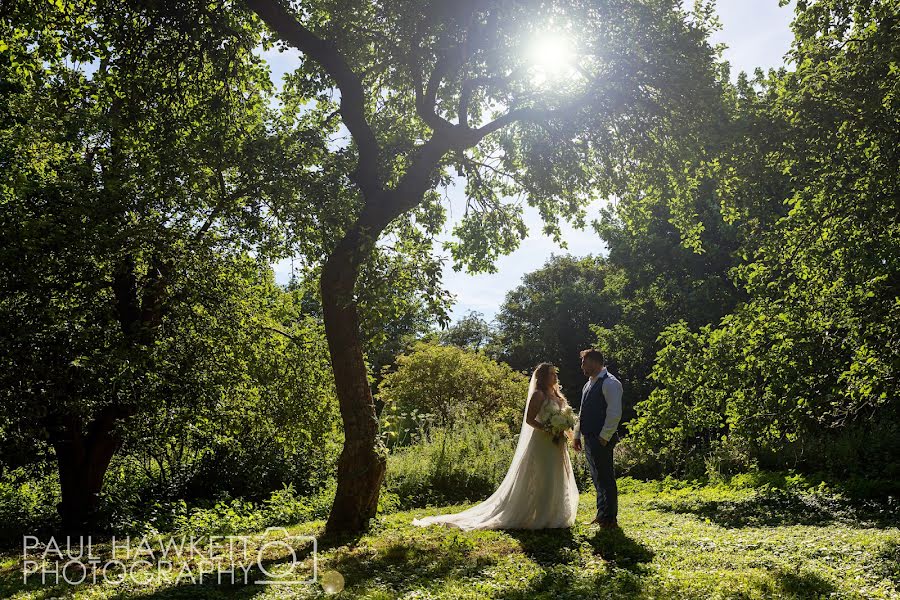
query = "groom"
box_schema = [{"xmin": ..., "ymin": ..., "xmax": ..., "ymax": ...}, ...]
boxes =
[{"xmin": 573, "ymin": 348, "xmax": 623, "ymax": 529}]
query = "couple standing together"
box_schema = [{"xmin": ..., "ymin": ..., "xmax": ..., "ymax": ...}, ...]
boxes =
[{"xmin": 412, "ymin": 348, "xmax": 623, "ymax": 531}]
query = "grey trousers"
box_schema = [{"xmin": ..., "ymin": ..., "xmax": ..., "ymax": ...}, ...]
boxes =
[{"xmin": 584, "ymin": 433, "xmax": 618, "ymax": 520}]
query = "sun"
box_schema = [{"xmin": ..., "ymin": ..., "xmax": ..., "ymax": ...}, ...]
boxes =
[{"xmin": 527, "ymin": 33, "xmax": 576, "ymax": 85}]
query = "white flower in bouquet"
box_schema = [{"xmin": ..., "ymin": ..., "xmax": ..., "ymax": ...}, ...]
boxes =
[
  {"xmin": 537, "ymin": 402, "xmax": 554, "ymax": 423},
  {"xmin": 542, "ymin": 403, "xmax": 576, "ymax": 441},
  {"xmin": 548, "ymin": 405, "xmax": 576, "ymax": 434}
]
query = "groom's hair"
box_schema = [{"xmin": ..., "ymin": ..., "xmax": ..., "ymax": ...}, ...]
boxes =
[{"xmin": 579, "ymin": 348, "xmax": 604, "ymax": 364}]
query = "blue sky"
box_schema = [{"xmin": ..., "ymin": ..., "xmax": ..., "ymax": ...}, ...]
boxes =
[{"xmin": 270, "ymin": 1, "xmax": 796, "ymax": 322}]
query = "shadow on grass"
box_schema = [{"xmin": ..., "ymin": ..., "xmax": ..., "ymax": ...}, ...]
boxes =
[
  {"xmin": 771, "ymin": 567, "xmax": 836, "ymax": 599},
  {"xmin": 321, "ymin": 525, "xmax": 654, "ymax": 598},
  {"xmin": 506, "ymin": 526, "xmax": 653, "ymax": 573},
  {"xmin": 0, "ymin": 528, "xmax": 366, "ymax": 600},
  {"xmin": 505, "ymin": 527, "xmax": 578, "ymax": 566},
  {"xmin": 493, "ymin": 527, "xmax": 651, "ymax": 599},
  {"xmin": 324, "ymin": 531, "xmax": 501, "ymax": 595},
  {"xmin": 873, "ymin": 540, "xmax": 900, "ymax": 588},
  {"xmin": 583, "ymin": 527, "xmax": 655, "ymax": 573},
  {"xmin": 653, "ymin": 488, "xmax": 900, "ymax": 529}
]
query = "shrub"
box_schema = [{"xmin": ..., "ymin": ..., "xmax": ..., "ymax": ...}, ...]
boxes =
[
  {"xmin": 628, "ymin": 316, "xmax": 900, "ymax": 480},
  {"xmin": 378, "ymin": 342, "xmax": 529, "ymax": 446}
]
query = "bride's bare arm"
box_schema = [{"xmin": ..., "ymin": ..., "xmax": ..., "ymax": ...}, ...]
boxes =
[{"xmin": 525, "ymin": 390, "xmax": 549, "ymax": 432}]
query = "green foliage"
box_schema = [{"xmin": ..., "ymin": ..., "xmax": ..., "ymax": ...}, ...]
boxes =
[
  {"xmin": 0, "ymin": 0, "xmax": 361, "ymax": 530},
  {"xmin": 139, "ymin": 482, "xmax": 340, "ymax": 537},
  {"xmin": 0, "ymin": 468, "xmax": 59, "ymax": 546},
  {"xmin": 98, "ymin": 484, "xmax": 332, "ymax": 538},
  {"xmin": 378, "ymin": 341, "xmax": 529, "ymax": 442},
  {"xmin": 0, "ymin": 268, "xmax": 344, "ymax": 540},
  {"xmin": 438, "ymin": 310, "xmax": 494, "ymax": 351},
  {"xmin": 0, "ymin": 475, "xmax": 342, "ymax": 545},
  {"xmin": 592, "ymin": 185, "xmax": 745, "ymax": 406},
  {"xmin": 632, "ymin": 313, "xmax": 900, "ymax": 478},
  {"xmin": 619, "ymin": 0, "xmax": 899, "ymax": 477},
  {"xmin": 119, "ymin": 274, "xmax": 343, "ymax": 500},
  {"xmin": 283, "ymin": 265, "xmax": 449, "ymax": 396},
  {"xmin": 384, "ymin": 424, "xmax": 517, "ymax": 508},
  {"xmin": 0, "ymin": 0, "xmax": 293, "ymax": 474},
  {"xmin": 493, "ymin": 255, "xmax": 619, "ymax": 401}
]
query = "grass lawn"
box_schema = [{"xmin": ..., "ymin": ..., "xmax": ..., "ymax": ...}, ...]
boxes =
[{"xmin": 1, "ymin": 477, "xmax": 898, "ymax": 599}]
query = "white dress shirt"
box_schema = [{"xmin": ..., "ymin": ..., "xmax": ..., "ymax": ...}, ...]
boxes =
[{"xmin": 574, "ymin": 368, "xmax": 623, "ymax": 442}]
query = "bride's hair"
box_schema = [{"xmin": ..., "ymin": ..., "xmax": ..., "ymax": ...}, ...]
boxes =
[{"xmin": 533, "ymin": 362, "xmax": 566, "ymax": 402}]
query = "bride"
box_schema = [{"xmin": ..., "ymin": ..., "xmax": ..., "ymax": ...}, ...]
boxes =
[{"xmin": 412, "ymin": 362, "xmax": 579, "ymax": 530}]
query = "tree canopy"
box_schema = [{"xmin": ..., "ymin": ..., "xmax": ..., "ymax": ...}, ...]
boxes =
[
  {"xmin": 244, "ymin": 0, "xmax": 729, "ymax": 531},
  {"xmin": 0, "ymin": 0, "xmax": 303, "ymax": 529},
  {"xmin": 492, "ymin": 255, "xmax": 619, "ymax": 402},
  {"xmin": 622, "ymin": 0, "xmax": 900, "ymax": 476}
]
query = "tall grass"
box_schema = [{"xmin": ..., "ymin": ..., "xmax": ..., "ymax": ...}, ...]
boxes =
[
  {"xmin": 384, "ymin": 422, "xmax": 600, "ymax": 508},
  {"xmin": 385, "ymin": 424, "xmax": 517, "ymax": 508}
]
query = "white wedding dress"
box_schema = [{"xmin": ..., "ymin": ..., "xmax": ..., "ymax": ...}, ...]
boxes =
[{"xmin": 411, "ymin": 374, "xmax": 579, "ymax": 530}]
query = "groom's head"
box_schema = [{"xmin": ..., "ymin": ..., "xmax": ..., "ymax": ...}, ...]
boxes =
[{"xmin": 580, "ymin": 348, "xmax": 604, "ymax": 377}]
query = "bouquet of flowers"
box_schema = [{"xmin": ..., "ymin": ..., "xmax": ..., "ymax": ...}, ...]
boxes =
[{"xmin": 539, "ymin": 402, "xmax": 577, "ymax": 444}]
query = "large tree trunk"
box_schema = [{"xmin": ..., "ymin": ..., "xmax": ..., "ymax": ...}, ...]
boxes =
[
  {"xmin": 49, "ymin": 408, "xmax": 124, "ymax": 533},
  {"xmin": 48, "ymin": 254, "xmax": 166, "ymax": 533},
  {"xmin": 321, "ymin": 227, "xmax": 386, "ymax": 534}
]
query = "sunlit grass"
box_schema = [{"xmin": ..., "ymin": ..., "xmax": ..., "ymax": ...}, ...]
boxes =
[{"xmin": 1, "ymin": 479, "xmax": 898, "ymax": 598}]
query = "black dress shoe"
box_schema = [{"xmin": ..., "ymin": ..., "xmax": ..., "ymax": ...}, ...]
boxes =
[{"xmin": 597, "ymin": 519, "xmax": 620, "ymax": 530}]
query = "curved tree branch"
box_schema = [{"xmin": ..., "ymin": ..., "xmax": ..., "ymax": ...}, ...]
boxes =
[
  {"xmin": 416, "ymin": 42, "xmax": 462, "ymax": 132},
  {"xmin": 244, "ymin": 0, "xmax": 382, "ymax": 195}
]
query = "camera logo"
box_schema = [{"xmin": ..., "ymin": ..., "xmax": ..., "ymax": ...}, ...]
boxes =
[
  {"xmin": 22, "ymin": 527, "xmax": 323, "ymax": 588},
  {"xmin": 253, "ymin": 527, "xmax": 317, "ymax": 585}
]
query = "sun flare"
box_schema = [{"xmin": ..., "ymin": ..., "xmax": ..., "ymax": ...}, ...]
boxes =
[{"xmin": 527, "ymin": 32, "xmax": 576, "ymax": 84}]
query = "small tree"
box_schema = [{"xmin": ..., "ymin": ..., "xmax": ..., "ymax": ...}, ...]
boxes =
[{"xmin": 379, "ymin": 342, "xmax": 528, "ymax": 444}]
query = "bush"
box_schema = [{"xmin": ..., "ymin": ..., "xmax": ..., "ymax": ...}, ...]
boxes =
[
  {"xmin": 378, "ymin": 342, "xmax": 529, "ymax": 446},
  {"xmin": 627, "ymin": 317, "xmax": 900, "ymax": 480}
]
